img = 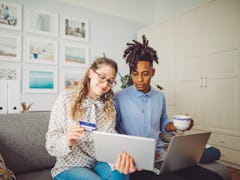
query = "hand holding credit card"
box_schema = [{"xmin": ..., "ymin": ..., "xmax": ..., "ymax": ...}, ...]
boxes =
[{"xmin": 79, "ymin": 121, "xmax": 96, "ymax": 132}]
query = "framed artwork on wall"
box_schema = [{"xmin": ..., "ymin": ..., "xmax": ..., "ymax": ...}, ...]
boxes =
[
  {"xmin": 0, "ymin": 62, "xmax": 21, "ymax": 80},
  {"xmin": 25, "ymin": 36, "xmax": 58, "ymax": 65},
  {"xmin": 23, "ymin": 66, "xmax": 58, "ymax": 93},
  {"xmin": 0, "ymin": 2, "xmax": 22, "ymax": 31},
  {"xmin": 26, "ymin": 8, "xmax": 58, "ymax": 36},
  {"xmin": 0, "ymin": 33, "xmax": 21, "ymax": 62},
  {"xmin": 60, "ymin": 68, "xmax": 85, "ymax": 91},
  {"xmin": 61, "ymin": 15, "xmax": 89, "ymax": 42},
  {"xmin": 60, "ymin": 40, "xmax": 89, "ymax": 67}
]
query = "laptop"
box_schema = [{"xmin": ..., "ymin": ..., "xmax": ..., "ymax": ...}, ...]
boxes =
[
  {"xmin": 92, "ymin": 131, "xmax": 211, "ymax": 175},
  {"xmin": 153, "ymin": 132, "xmax": 211, "ymax": 175}
]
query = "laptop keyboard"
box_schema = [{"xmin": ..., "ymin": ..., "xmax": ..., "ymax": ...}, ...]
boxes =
[{"xmin": 154, "ymin": 161, "xmax": 163, "ymax": 170}]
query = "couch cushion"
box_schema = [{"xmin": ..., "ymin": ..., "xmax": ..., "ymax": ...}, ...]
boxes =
[
  {"xmin": 0, "ymin": 112, "xmax": 56, "ymax": 175},
  {"xmin": 200, "ymin": 162, "xmax": 231, "ymax": 180},
  {"xmin": 16, "ymin": 168, "xmax": 52, "ymax": 180}
]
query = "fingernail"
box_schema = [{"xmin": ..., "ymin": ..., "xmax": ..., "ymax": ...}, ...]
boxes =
[{"xmin": 130, "ymin": 169, "xmax": 135, "ymax": 173}]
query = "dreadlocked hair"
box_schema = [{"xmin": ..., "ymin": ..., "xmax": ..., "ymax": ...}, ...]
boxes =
[
  {"xmin": 70, "ymin": 57, "xmax": 118, "ymax": 121},
  {"xmin": 123, "ymin": 35, "xmax": 159, "ymax": 72}
]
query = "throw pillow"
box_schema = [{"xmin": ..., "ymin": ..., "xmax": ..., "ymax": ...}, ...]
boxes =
[{"xmin": 0, "ymin": 152, "xmax": 16, "ymax": 180}]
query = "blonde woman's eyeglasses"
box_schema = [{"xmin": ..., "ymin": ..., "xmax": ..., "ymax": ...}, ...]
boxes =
[{"xmin": 93, "ymin": 70, "xmax": 117, "ymax": 87}]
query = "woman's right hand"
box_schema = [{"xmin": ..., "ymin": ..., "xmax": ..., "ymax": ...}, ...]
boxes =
[
  {"xmin": 67, "ymin": 124, "xmax": 85, "ymax": 147},
  {"xmin": 114, "ymin": 152, "xmax": 140, "ymax": 174}
]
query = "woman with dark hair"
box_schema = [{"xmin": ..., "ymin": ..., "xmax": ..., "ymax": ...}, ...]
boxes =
[{"xmin": 46, "ymin": 57, "xmax": 135, "ymax": 180}]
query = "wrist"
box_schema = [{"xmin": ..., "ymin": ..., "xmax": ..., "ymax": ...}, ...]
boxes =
[{"xmin": 171, "ymin": 122, "xmax": 177, "ymax": 131}]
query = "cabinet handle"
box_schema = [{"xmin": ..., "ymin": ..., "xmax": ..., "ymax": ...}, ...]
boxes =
[
  {"xmin": 200, "ymin": 77, "xmax": 203, "ymax": 87},
  {"xmin": 205, "ymin": 77, "xmax": 207, "ymax": 88},
  {"xmin": 0, "ymin": 107, "xmax": 3, "ymax": 110}
]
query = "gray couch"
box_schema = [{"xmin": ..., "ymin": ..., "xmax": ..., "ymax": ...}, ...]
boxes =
[
  {"xmin": 0, "ymin": 112, "xmax": 231, "ymax": 180},
  {"xmin": 0, "ymin": 112, "xmax": 55, "ymax": 180}
]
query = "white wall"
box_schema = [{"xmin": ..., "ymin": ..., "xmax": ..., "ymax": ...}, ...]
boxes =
[
  {"xmin": 55, "ymin": 0, "xmax": 157, "ymax": 25},
  {"xmin": 55, "ymin": 0, "xmax": 203, "ymax": 25},
  {"xmin": 0, "ymin": 0, "xmax": 145, "ymax": 111},
  {"xmin": 156, "ymin": 0, "xmax": 203, "ymax": 22}
]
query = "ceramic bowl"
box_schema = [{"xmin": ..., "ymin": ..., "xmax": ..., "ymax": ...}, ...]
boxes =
[{"xmin": 173, "ymin": 115, "xmax": 191, "ymax": 131}]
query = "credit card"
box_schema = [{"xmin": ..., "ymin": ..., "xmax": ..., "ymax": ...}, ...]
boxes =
[{"xmin": 79, "ymin": 121, "xmax": 96, "ymax": 132}]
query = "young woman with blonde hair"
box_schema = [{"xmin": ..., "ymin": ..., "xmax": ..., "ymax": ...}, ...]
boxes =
[{"xmin": 46, "ymin": 57, "xmax": 135, "ymax": 180}]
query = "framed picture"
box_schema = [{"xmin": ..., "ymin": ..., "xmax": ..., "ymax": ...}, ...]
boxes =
[
  {"xmin": 60, "ymin": 40, "xmax": 89, "ymax": 67},
  {"xmin": 23, "ymin": 66, "xmax": 58, "ymax": 93},
  {"xmin": 26, "ymin": 8, "xmax": 58, "ymax": 36},
  {"xmin": 60, "ymin": 68, "xmax": 85, "ymax": 91},
  {"xmin": 0, "ymin": 33, "xmax": 21, "ymax": 62},
  {"xmin": 25, "ymin": 36, "xmax": 58, "ymax": 65},
  {"xmin": 0, "ymin": 62, "xmax": 21, "ymax": 80},
  {"xmin": 0, "ymin": 2, "xmax": 22, "ymax": 31},
  {"xmin": 61, "ymin": 15, "xmax": 89, "ymax": 42}
]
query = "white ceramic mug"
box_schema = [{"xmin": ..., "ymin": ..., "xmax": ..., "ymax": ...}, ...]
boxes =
[{"xmin": 172, "ymin": 115, "xmax": 191, "ymax": 131}]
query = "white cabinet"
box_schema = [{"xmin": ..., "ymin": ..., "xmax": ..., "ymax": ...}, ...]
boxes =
[
  {"xmin": 8, "ymin": 80, "xmax": 21, "ymax": 113},
  {"xmin": 139, "ymin": 0, "xmax": 240, "ymax": 166},
  {"xmin": 0, "ymin": 80, "xmax": 8, "ymax": 114},
  {"xmin": 0, "ymin": 63, "xmax": 21, "ymax": 114},
  {"xmin": 176, "ymin": 4, "xmax": 205, "ymax": 129},
  {"xmin": 176, "ymin": 0, "xmax": 240, "ymax": 166},
  {"xmin": 177, "ymin": 0, "xmax": 240, "ymax": 135},
  {"xmin": 0, "ymin": 80, "xmax": 21, "ymax": 114}
]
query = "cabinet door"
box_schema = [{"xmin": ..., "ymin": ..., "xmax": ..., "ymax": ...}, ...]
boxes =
[
  {"xmin": 205, "ymin": 77, "xmax": 239, "ymax": 136},
  {"xmin": 203, "ymin": 49, "xmax": 239, "ymax": 135},
  {"xmin": 177, "ymin": 80, "xmax": 205, "ymax": 130},
  {"xmin": 205, "ymin": 0, "xmax": 238, "ymax": 53},
  {"xmin": 175, "ymin": 4, "xmax": 204, "ymax": 128},
  {"xmin": 0, "ymin": 80, "xmax": 7, "ymax": 114},
  {"xmin": 176, "ymin": 56, "xmax": 205, "ymax": 130},
  {"xmin": 8, "ymin": 80, "xmax": 21, "ymax": 113},
  {"xmin": 176, "ymin": 5, "xmax": 203, "ymax": 60},
  {"xmin": 217, "ymin": 146, "xmax": 240, "ymax": 165},
  {"xmin": 203, "ymin": 0, "xmax": 239, "ymax": 137}
]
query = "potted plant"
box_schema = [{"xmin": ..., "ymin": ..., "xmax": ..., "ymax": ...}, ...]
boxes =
[{"xmin": 118, "ymin": 72, "xmax": 163, "ymax": 90}]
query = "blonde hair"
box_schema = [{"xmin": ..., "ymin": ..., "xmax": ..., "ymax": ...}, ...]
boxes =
[{"xmin": 70, "ymin": 57, "xmax": 118, "ymax": 121}]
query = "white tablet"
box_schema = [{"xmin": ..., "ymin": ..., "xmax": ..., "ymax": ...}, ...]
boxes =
[{"xmin": 92, "ymin": 131, "xmax": 156, "ymax": 171}]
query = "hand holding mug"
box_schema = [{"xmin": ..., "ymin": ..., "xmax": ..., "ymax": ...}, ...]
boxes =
[{"xmin": 172, "ymin": 115, "xmax": 193, "ymax": 131}]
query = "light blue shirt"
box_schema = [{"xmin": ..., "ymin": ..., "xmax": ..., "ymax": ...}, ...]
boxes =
[{"xmin": 114, "ymin": 85, "xmax": 170, "ymax": 153}]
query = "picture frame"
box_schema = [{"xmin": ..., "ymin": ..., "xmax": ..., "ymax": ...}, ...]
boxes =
[
  {"xmin": 23, "ymin": 66, "xmax": 58, "ymax": 93},
  {"xmin": 60, "ymin": 68, "xmax": 86, "ymax": 91},
  {"xmin": 60, "ymin": 40, "xmax": 89, "ymax": 67},
  {"xmin": 0, "ymin": 2, "xmax": 22, "ymax": 31},
  {"xmin": 25, "ymin": 36, "xmax": 58, "ymax": 65},
  {"xmin": 0, "ymin": 33, "xmax": 21, "ymax": 62},
  {"xmin": 61, "ymin": 15, "xmax": 89, "ymax": 42},
  {"xmin": 0, "ymin": 62, "xmax": 21, "ymax": 80},
  {"xmin": 26, "ymin": 8, "xmax": 58, "ymax": 36}
]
